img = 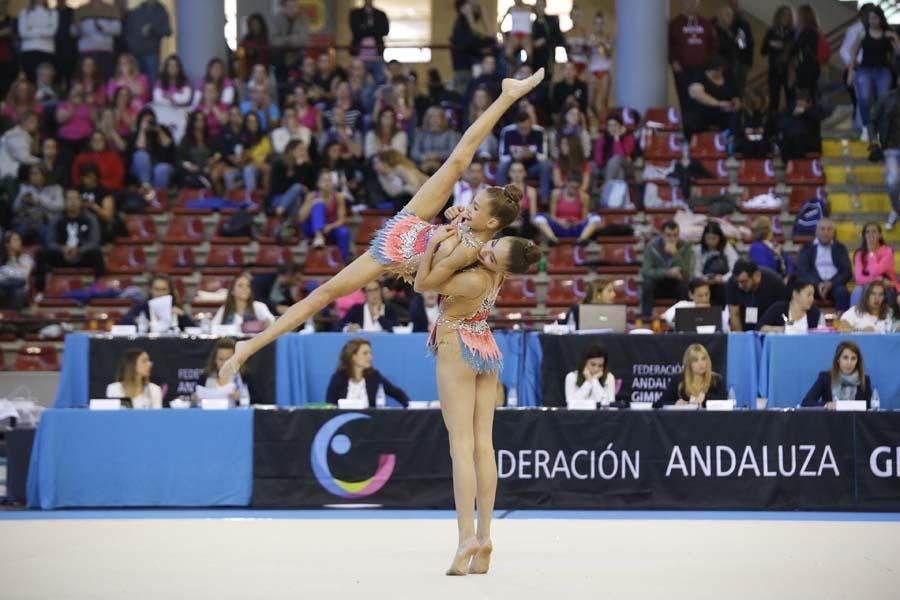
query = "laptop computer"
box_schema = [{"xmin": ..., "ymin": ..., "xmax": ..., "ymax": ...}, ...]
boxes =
[
  {"xmin": 674, "ymin": 306, "xmax": 722, "ymax": 333},
  {"xmin": 578, "ymin": 304, "xmax": 628, "ymax": 333}
]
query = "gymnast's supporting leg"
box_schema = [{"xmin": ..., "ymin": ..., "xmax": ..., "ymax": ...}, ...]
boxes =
[{"xmin": 469, "ymin": 370, "xmax": 500, "ymax": 574}]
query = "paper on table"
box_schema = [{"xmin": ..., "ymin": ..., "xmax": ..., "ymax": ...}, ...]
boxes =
[
  {"xmin": 195, "ymin": 383, "xmax": 235, "ymax": 400},
  {"xmin": 148, "ymin": 294, "xmax": 173, "ymax": 330}
]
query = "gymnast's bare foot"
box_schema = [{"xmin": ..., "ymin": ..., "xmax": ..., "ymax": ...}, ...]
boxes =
[
  {"xmin": 446, "ymin": 537, "xmax": 480, "ymax": 576},
  {"xmin": 468, "ymin": 538, "xmax": 492, "ymax": 575},
  {"xmin": 218, "ymin": 340, "xmax": 249, "ymax": 384},
  {"xmin": 502, "ymin": 68, "xmax": 545, "ymax": 101}
]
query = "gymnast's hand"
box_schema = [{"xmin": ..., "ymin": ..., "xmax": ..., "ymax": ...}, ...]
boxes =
[
  {"xmin": 430, "ymin": 225, "xmax": 458, "ymax": 245},
  {"xmin": 444, "ymin": 206, "xmax": 465, "ymax": 222},
  {"xmin": 502, "ymin": 68, "xmax": 545, "ymax": 101},
  {"xmin": 218, "ymin": 340, "xmax": 248, "ymax": 385}
]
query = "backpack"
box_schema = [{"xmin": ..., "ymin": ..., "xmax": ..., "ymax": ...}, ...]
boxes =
[
  {"xmin": 793, "ymin": 197, "xmax": 828, "ymax": 236},
  {"xmin": 816, "ymin": 31, "xmax": 831, "ymax": 65},
  {"xmin": 222, "ymin": 210, "xmax": 255, "ymax": 238},
  {"xmin": 702, "ymin": 252, "xmax": 730, "ymax": 276}
]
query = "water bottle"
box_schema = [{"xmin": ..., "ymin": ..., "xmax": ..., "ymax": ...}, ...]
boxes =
[
  {"xmin": 507, "ymin": 385, "xmax": 518, "ymax": 408},
  {"xmin": 566, "ymin": 310, "xmax": 576, "ymax": 333},
  {"xmin": 200, "ymin": 312, "xmax": 211, "ymax": 335},
  {"xmin": 136, "ymin": 312, "xmax": 148, "ymax": 335},
  {"xmin": 871, "ymin": 388, "xmax": 881, "ymax": 412},
  {"xmin": 537, "ymin": 256, "xmax": 546, "ymax": 274},
  {"xmin": 375, "ymin": 384, "xmax": 386, "ymax": 408},
  {"xmin": 728, "ymin": 386, "xmax": 737, "ymax": 408}
]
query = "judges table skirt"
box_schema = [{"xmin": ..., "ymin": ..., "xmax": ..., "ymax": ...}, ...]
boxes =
[{"xmin": 26, "ymin": 409, "xmax": 253, "ymax": 509}]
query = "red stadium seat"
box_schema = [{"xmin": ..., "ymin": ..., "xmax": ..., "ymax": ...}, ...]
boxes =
[
  {"xmin": 788, "ymin": 186, "xmax": 826, "ymax": 214},
  {"xmin": 205, "ymin": 246, "xmax": 245, "ymax": 274},
  {"xmin": 107, "ymin": 245, "xmax": 147, "ymax": 275},
  {"xmin": 192, "ymin": 274, "xmax": 232, "ymax": 308},
  {"xmin": 259, "ymin": 217, "xmax": 300, "ymax": 245},
  {"xmin": 163, "ymin": 215, "xmax": 207, "ymax": 244},
  {"xmin": 254, "ymin": 245, "xmax": 294, "ymax": 271},
  {"xmin": 596, "ymin": 210, "xmax": 637, "ymax": 243},
  {"xmin": 693, "ymin": 184, "xmax": 729, "ymax": 198},
  {"xmin": 643, "ymin": 106, "xmax": 681, "ymax": 132},
  {"xmin": 642, "ymin": 133, "xmax": 683, "ymax": 160},
  {"xmin": 546, "ymin": 277, "xmax": 587, "ymax": 307},
  {"xmin": 641, "ymin": 160, "xmax": 677, "ymax": 182},
  {"xmin": 154, "ymin": 245, "xmax": 196, "ymax": 275},
  {"xmin": 173, "ymin": 188, "xmax": 213, "ymax": 214},
  {"xmin": 613, "ymin": 278, "xmax": 640, "ymax": 306},
  {"xmin": 211, "ymin": 214, "xmax": 253, "ymax": 245},
  {"xmin": 602, "ymin": 107, "xmax": 640, "ymax": 130},
  {"xmin": 223, "ymin": 189, "xmax": 262, "ymax": 213},
  {"xmin": 784, "ymin": 159, "xmax": 824, "ymax": 185},
  {"xmin": 355, "ymin": 213, "xmax": 389, "ymax": 246},
  {"xmin": 39, "ymin": 276, "xmax": 83, "ymax": 307},
  {"xmin": 133, "ymin": 188, "xmax": 167, "ymax": 214},
  {"xmin": 304, "ymin": 246, "xmax": 344, "ymax": 275},
  {"xmin": 595, "ymin": 242, "xmax": 639, "ymax": 274},
  {"xmin": 116, "ymin": 215, "xmax": 157, "ymax": 244},
  {"xmin": 689, "ymin": 132, "xmax": 729, "ymax": 160},
  {"xmin": 546, "ymin": 243, "xmax": 588, "ymax": 275},
  {"xmin": 649, "ymin": 184, "xmax": 685, "ymax": 205},
  {"xmin": 496, "ymin": 277, "xmax": 537, "ymax": 308},
  {"xmin": 89, "ymin": 276, "xmax": 135, "ymax": 307},
  {"xmin": 696, "ymin": 159, "xmax": 730, "ymax": 185},
  {"xmin": 741, "ymin": 186, "xmax": 782, "ymax": 214},
  {"xmin": 15, "ymin": 345, "xmax": 60, "ymax": 371},
  {"xmin": 646, "ymin": 212, "xmax": 677, "ymax": 233},
  {"xmin": 737, "ymin": 159, "xmax": 776, "ymax": 185}
]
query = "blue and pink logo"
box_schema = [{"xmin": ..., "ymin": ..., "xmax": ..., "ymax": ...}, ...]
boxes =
[{"xmin": 310, "ymin": 413, "xmax": 396, "ymax": 498}]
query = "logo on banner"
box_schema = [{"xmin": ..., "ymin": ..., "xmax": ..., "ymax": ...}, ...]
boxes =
[{"xmin": 310, "ymin": 413, "xmax": 396, "ymax": 498}]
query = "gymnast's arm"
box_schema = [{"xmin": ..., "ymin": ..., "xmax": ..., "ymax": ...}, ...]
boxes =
[{"xmin": 414, "ymin": 227, "xmax": 476, "ymax": 293}]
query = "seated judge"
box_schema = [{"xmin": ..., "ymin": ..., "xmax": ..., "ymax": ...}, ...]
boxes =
[
  {"xmin": 662, "ymin": 278, "xmax": 720, "ymax": 327},
  {"xmin": 409, "ymin": 290, "xmax": 440, "ymax": 332},
  {"xmin": 562, "ymin": 277, "xmax": 616, "ymax": 328},
  {"xmin": 198, "ymin": 338, "xmax": 250, "ymax": 406},
  {"xmin": 565, "ymin": 344, "xmax": 616, "ymax": 409},
  {"xmin": 654, "ymin": 344, "xmax": 725, "ymax": 409},
  {"xmin": 838, "ymin": 280, "xmax": 894, "ymax": 333},
  {"xmin": 326, "ymin": 338, "xmax": 410, "ymax": 407},
  {"xmin": 211, "ymin": 273, "xmax": 276, "ymax": 329},
  {"xmin": 120, "ymin": 274, "xmax": 195, "ymax": 330},
  {"xmin": 759, "ymin": 276, "xmax": 823, "ymax": 333},
  {"xmin": 340, "ymin": 280, "xmax": 400, "ymax": 332},
  {"xmin": 105, "ymin": 347, "xmax": 163, "ymax": 409},
  {"xmin": 801, "ymin": 341, "xmax": 873, "ymax": 409}
]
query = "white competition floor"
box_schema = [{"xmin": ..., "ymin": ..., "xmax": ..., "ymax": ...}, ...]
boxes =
[{"xmin": 1, "ymin": 510, "xmax": 898, "ymax": 600}]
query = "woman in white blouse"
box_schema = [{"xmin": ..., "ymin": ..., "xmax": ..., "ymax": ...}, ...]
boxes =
[
  {"xmin": 565, "ymin": 345, "xmax": 616, "ymax": 409},
  {"xmin": 839, "ymin": 280, "xmax": 894, "ymax": 333},
  {"xmin": 200, "ymin": 338, "xmax": 250, "ymax": 406},
  {"xmin": 212, "ymin": 273, "xmax": 276, "ymax": 329},
  {"xmin": 106, "ymin": 348, "xmax": 163, "ymax": 409}
]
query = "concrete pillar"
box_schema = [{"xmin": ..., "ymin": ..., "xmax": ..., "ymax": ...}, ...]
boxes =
[
  {"xmin": 614, "ymin": 0, "xmax": 669, "ymax": 112},
  {"xmin": 176, "ymin": 0, "xmax": 226, "ymax": 81}
]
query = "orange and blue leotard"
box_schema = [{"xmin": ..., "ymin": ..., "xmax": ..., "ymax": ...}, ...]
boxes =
[{"xmin": 427, "ymin": 281, "xmax": 503, "ymax": 375}]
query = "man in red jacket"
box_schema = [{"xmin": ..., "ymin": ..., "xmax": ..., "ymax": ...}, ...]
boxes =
[{"xmin": 668, "ymin": 0, "xmax": 719, "ymax": 116}]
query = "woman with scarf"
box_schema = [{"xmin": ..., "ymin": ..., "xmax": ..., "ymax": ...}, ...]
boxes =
[{"xmin": 801, "ymin": 341, "xmax": 874, "ymax": 409}]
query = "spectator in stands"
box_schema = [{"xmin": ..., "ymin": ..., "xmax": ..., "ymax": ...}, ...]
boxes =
[
  {"xmin": 13, "ymin": 164, "xmax": 62, "ymax": 244},
  {"xmin": 668, "ymin": 0, "xmax": 719, "ymax": 113},
  {"xmin": 662, "ymin": 278, "xmax": 728, "ymax": 330},
  {"xmin": 40, "ymin": 137, "xmax": 69, "ymax": 188},
  {"xmin": 726, "ymin": 0, "xmax": 753, "ymax": 94},
  {"xmin": 550, "ymin": 102, "xmax": 591, "ymax": 160},
  {"xmin": 761, "ymin": 5, "xmax": 795, "ymax": 113},
  {"xmin": 350, "ymin": 0, "xmax": 390, "ymax": 86},
  {"xmin": 684, "ymin": 57, "xmax": 740, "ymax": 139},
  {"xmin": 726, "ymin": 258, "xmax": 788, "ymax": 331},
  {"xmin": 299, "ymin": 169, "xmax": 350, "ymax": 262},
  {"xmin": 0, "ymin": 231, "xmax": 33, "ymax": 309},
  {"xmin": 108, "ymin": 87, "xmax": 138, "ymax": 139},
  {"xmin": 212, "ymin": 273, "xmax": 276, "ymax": 329},
  {"xmin": 270, "ymin": 105, "xmax": 311, "ymax": 155},
  {"xmin": 593, "ymin": 112, "xmax": 635, "ymax": 182},
  {"xmin": 777, "ymin": 89, "xmax": 823, "ymax": 161},
  {"xmin": 847, "ymin": 7, "xmax": 899, "ymax": 139},
  {"xmin": 322, "ymin": 139, "xmax": 363, "ymax": 201},
  {"xmin": 497, "ymin": 111, "xmax": 551, "ymax": 200},
  {"xmin": 801, "ymin": 341, "xmax": 874, "ymax": 409},
  {"xmin": 200, "ymin": 58, "xmax": 236, "ymax": 106},
  {"xmin": 451, "ymin": 0, "xmax": 480, "ymax": 95},
  {"xmin": 795, "ymin": 219, "xmax": 852, "ymax": 311},
  {"xmin": 34, "ymin": 188, "xmax": 105, "ymax": 292},
  {"xmin": 197, "ymin": 81, "xmax": 229, "ymax": 139},
  {"xmin": 731, "ymin": 89, "xmax": 773, "ymax": 159},
  {"xmin": 54, "ymin": 84, "xmax": 93, "ymax": 154},
  {"xmin": 315, "ymin": 53, "xmax": 339, "ymax": 98},
  {"xmin": 0, "ymin": 1, "xmax": 15, "ymax": 101},
  {"xmin": 319, "ymin": 104, "xmax": 363, "ymax": 160},
  {"xmin": 289, "ymin": 84, "xmax": 320, "ymax": 134},
  {"xmin": 531, "ymin": 0, "xmax": 562, "ymax": 75},
  {"xmin": 198, "ymin": 338, "xmax": 250, "ymax": 405},
  {"xmin": 106, "ymin": 347, "xmax": 162, "ymax": 409},
  {"xmin": 586, "ymin": 10, "xmax": 614, "ymax": 122},
  {"xmin": 106, "ymin": 53, "xmax": 148, "ymax": 110},
  {"xmin": 71, "ymin": 0, "xmax": 121, "ymax": 79},
  {"xmin": 75, "ymin": 161, "xmax": 124, "ymax": 243},
  {"xmin": 712, "ymin": 6, "xmax": 738, "ymax": 93},
  {"xmin": 152, "ymin": 53, "xmax": 192, "ymax": 107},
  {"xmin": 759, "ymin": 276, "xmax": 823, "ymax": 333},
  {"xmin": 869, "ymin": 85, "xmax": 900, "ymax": 231},
  {"xmin": 553, "ymin": 134, "xmax": 591, "ymax": 195},
  {"xmin": 466, "ymin": 55, "xmax": 502, "ymax": 105},
  {"xmin": 786, "ymin": 4, "xmax": 821, "ymax": 99},
  {"xmin": 853, "ymin": 222, "xmax": 899, "ymax": 305},
  {"xmin": 271, "ymin": 0, "xmax": 309, "ymax": 87},
  {"xmin": 72, "ymin": 55, "xmax": 105, "ymax": 109},
  {"xmin": 410, "ymin": 290, "xmax": 440, "ymax": 332},
  {"xmin": 565, "ymin": 344, "xmax": 616, "ymax": 409},
  {"xmin": 239, "ymin": 86, "xmax": 280, "ymax": 132},
  {"xmin": 749, "ymin": 216, "xmax": 793, "ymax": 279},
  {"xmin": 178, "ymin": 110, "xmax": 225, "ymax": 194},
  {"xmin": 121, "ymin": 273, "xmax": 194, "ymax": 330},
  {"xmin": 533, "ymin": 172, "xmax": 600, "ymax": 247},
  {"xmin": 122, "ymin": 0, "xmax": 170, "ymax": 85},
  {"xmin": 563, "ymin": 277, "xmax": 617, "ymax": 329},
  {"xmin": 839, "ymin": 280, "xmax": 893, "ymax": 333},
  {"xmin": 2, "ymin": 78, "xmax": 42, "ymax": 125},
  {"xmin": 365, "ymin": 107, "xmax": 407, "ymax": 160},
  {"xmin": 411, "ymin": 107, "xmax": 460, "ymax": 174},
  {"xmin": 640, "ymin": 220, "xmax": 694, "ymax": 319},
  {"xmin": 253, "ymin": 262, "xmax": 302, "ymax": 319},
  {"xmin": 268, "ymin": 140, "xmax": 316, "ymax": 236},
  {"xmin": 129, "ymin": 108, "xmax": 174, "ymax": 191},
  {"xmin": 72, "ymin": 130, "xmax": 125, "ymax": 192},
  {"xmin": 53, "ymin": 0, "xmax": 77, "ymax": 89},
  {"xmin": 840, "ymin": 3, "xmax": 875, "ymax": 134},
  {"xmin": 452, "ymin": 161, "xmax": 487, "ymax": 210},
  {"xmin": 18, "ymin": 0, "xmax": 58, "ymax": 84},
  {"xmin": 368, "ymin": 149, "xmax": 424, "ymax": 210},
  {"xmin": 565, "ymin": 3, "xmax": 589, "ymax": 78},
  {"xmin": 34, "ymin": 62, "xmax": 60, "ymax": 110},
  {"xmin": 326, "ymin": 338, "xmax": 409, "ymax": 407},
  {"xmin": 693, "ymin": 221, "xmax": 738, "ymax": 306},
  {"xmin": 499, "ymin": 160, "xmax": 537, "ymax": 239},
  {"xmin": 503, "ymin": 0, "xmax": 534, "ymax": 69},
  {"xmin": 229, "ymin": 112, "xmax": 268, "ymax": 193},
  {"xmin": 240, "ymin": 13, "xmax": 272, "ymax": 74},
  {"xmin": 0, "ymin": 111, "xmax": 40, "ymax": 189},
  {"xmin": 341, "ymin": 280, "xmax": 399, "ymax": 333},
  {"xmin": 654, "ymin": 343, "xmax": 725, "ymax": 408},
  {"xmin": 551, "ymin": 62, "xmax": 588, "ymax": 117}
]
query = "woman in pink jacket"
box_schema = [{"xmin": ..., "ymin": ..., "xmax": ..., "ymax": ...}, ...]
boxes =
[{"xmin": 853, "ymin": 222, "xmax": 899, "ymax": 306}]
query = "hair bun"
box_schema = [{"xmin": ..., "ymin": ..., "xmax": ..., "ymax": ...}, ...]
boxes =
[
  {"xmin": 523, "ymin": 241, "xmax": 542, "ymax": 265},
  {"xmin": 502, "ymin": 184, "xmax": 523, "ymax": 205}
]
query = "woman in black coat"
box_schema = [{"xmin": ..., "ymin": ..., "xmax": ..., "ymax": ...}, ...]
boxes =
[
  {"xmin": 801, "ymin": 340, "xmax": 874, "ymax": 409},
  {"xmin": 654, "ymin": 343, "xmax": 726, "ymax": 408},
  {"xmin": 326, "ymin": 338, "xmax": 410, "ymax": 407}
]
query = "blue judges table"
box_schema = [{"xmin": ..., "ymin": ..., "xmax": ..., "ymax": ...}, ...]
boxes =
[{"xmin": 27, "ymin": 409, "xmax": 253, "ymax": 509}]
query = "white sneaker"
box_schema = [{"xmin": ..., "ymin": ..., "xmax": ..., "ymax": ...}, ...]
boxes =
[
  {"xmin": 861, "ymin": 128, "xmax": 870, "ymax": 143},
  {"xmin": 886, "ymin": 210, "xmax": 898, "ymax": 231}
]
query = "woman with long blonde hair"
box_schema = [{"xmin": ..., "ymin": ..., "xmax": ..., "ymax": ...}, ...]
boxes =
[{"xmin": 654, "ymin": 343, "xmax": 726, "ymax": 408}]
